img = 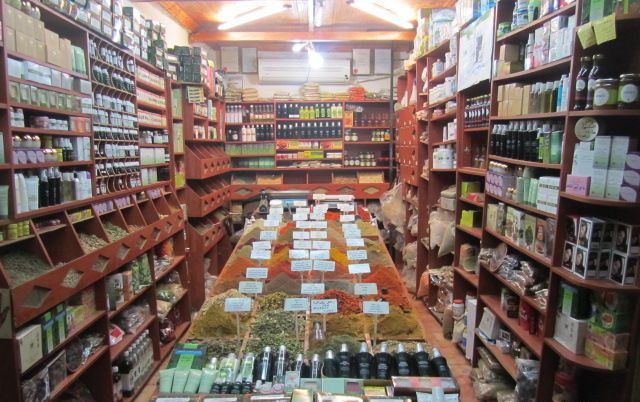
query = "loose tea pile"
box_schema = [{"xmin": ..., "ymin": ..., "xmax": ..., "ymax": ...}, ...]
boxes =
[
  {"xmin": 2, "ymin": 250, "xmax": 51, "ymax": 286},
  {"xmin": 189, "ymin": 289, "xmax": 250, "ymax": 339},
  {"xmin": 103, "ymin": 222, "xmax": 129, "ymax": 241},
  {"xmin": 78, "ymin": 232, "xmax": 108, "ymax": 253}
]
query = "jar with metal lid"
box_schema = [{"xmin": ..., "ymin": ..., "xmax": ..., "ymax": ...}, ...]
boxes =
[
  {"xmin": 618, "ymin": 74, "xmax": 640, "ymax": 109},
  {"xmin": 593, "ymin": 78, "xmax": 619, "ymax": 110}
]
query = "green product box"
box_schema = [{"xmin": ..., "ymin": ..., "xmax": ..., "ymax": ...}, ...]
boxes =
[
  {"xmin": 40, "ymin": 311, "xmax": 55, "ymax": 354},
  {"xmin": 54, "ymin": 304, "xmax": 67, "ymax": 344},
  {"xmin": 560, "ymin": 282, "xmax": 591, "ymax": 319},
  {"xmin": 460, "ymin": 181, "xmax": 480, "ymax": 199},
  {"xmin": 460, "ymin": 209, "xmax": 479, "ymax": 228},
  {"xmin": 168, "ymin": 343, "xmax": 207, "ymax": 370},
  {"xmin": 590, "ymin": 304, "xmax": 632, "ymax": 333}
]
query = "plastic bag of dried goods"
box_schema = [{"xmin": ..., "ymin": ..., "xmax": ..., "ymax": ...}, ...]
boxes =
[
  {"xmin": 409, "ymin": 209, "xmax": 419, "ymax": 237},
  {"xmin": 379, "ymin": 182, "xmax": 405, "ymax": 230},
  {"xmin": 438, "ymin": 221, "xmax": 455, "ymax": 257}
]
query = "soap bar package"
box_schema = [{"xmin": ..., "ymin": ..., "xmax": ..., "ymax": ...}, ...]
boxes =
[{"xmin": 167, "ymin": 343, "xmax": 207, "ymax": 370}]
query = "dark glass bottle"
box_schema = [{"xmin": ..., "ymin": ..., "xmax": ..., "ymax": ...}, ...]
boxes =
[
  {"xmin": 429, "ymin": 348, "xmax": 451, "ymax": 377},
  {"xmin": 337, "ymin": 343, "xmax": 353, "ymax": 378},
  {"xmin": 322, "ymin": 350, "xmax": 339, "ymax": 377},
  {"xmin": 414, "ymin": 343, "xmax": 432, "ymax": 377},
  {"xmin": 310, "ymin": 354, "xmax": 321, "ymax": 378},
  {"xmin": 395, "ymin": 343, "xmax": 415, "ymax": 376},
  {"xmin": 255, "ymin": 346, "xmax": 274, "ymax": 382},
  {"xmin": 291, "ymin": 353, "xmax": 309, "ymax": 378},
  {"xmin": 585, "ymin": 54, "xmax": 604, "ymax": 110},
  {"xmin": 573, "ymin": 57, "xmax": 591, "ymax": 110},
  {"xmin": 355, "ymin": 342, "xmax": 373, "ymax": 379},
  {"xmin": 373, "ymin": 343, "xmax": 393, "ymax": 379}
]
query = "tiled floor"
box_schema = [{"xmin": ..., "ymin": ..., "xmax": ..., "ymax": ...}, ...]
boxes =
[{"xmin": 135, "ymin": 298, "xmax": 475, "ymax": 402}]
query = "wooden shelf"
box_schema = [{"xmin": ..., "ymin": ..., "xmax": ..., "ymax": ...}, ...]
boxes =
[
  {"xmin": 276, "ymin": 118, "xmax": 342, "ymax": 122},
  {"xmin": 140, "ymin": 143, "xmax": 170, "ymax": 148},
  {"xmin": 136, "ymin": 99, "xmax": 167, "ymax": 113},
  {"xmin": 476, "ymin": 330, "xmax": 518, "ymax": 379},
  {"xmin": 481, "ymin": 261, "xmax": 547, "ymax": 315},
  {"xmin": 491, "ymin": 111, "xmax": 566, "ymax": 120},
  {"xmin": 344, "ymin": 141, "xmax": 390, "ymax": 145},
  {"xmin": 424, "ymin": 39, "xmax": 450, "ymax": 57},
  {"xmin": 155, "ymin": 255, "xmax": 187, "ymax": 282},
  {"xmin": 90, "ymin": 57, "xmax": 135, "ymax": 77},
  {"xmin": 10, "ymin": 127, "xmax": 91, "ymax": 137},
  {"xmin": 427, "ymin": 95, "xmax": 457, "ymax": 109},
  {"xmin": 224, "ymin": 122, "xmax": 275, "ymax": 126},
  {"xmin": 431, "ymin": 168, "xmax": 456, "ymax": 172},
  {"xmin": 0, "ymin": 233, "xmax": 36, "ymax": 248},
  {"xmin": 185, "ymin": 138, "xmax": 226, "ymax": 144},
  {"xmin": 464, "ymin": 126, "xmax": 489, "ymax": 132},
  {"xmin": 569, "ymin": 109, "xmax": 640, "ymax": 118},
  {"xmin": 9, "ymin": 77, "xmax": 89, "ymax": 98},
  {"xmin": 9, "ymin": 102, "xmax": 91, "ymax": 117},
  {"xmin": 136, "ymin": 79, "xmax": 166, "ymax": 94},
  {"xmin": 560, "ymin": 192, "xmax": 639, "ymax": 208},
  {"xmin": 230, "ymin": 154, "xmax": 276, "ymax": 158},
  {"xmin": 345, "ymin": 126, "xmax": 391, "ymax": 130},
  {"xmin": 493, "ymin": 57, "xmax": 572, "ymax": 82},
  {"xmin": 454, "ymin": 265, "xmax": 479, "ymax": 288},
  {"xmin": 457, "ymin": 225, "xmax": 482, "ymax": 239},
  {"xmin": 159, "ymin": 320, "xmax": 190, "ymax": 359},
  {"xmin": 91, "ymin": 81, "xmax": 136, "ymax": 98},
  {"xmin": 480, "ymin": 294, "xmax": 543, "ymax": 357},
  {"xmin": 276, "ymin": 137, "xmax": 343, "ymax": 142},
  {"xmin": 459, "ymin": 196, "xmax": 484, "ymax": 208},
  {"xmin": 457, "ymin": 167, "xmax": 486, "ymax": 176},
  {"xmin": 141, "ymin": 163, "xmax": 170, "ymax": 168},
  {"xmin": 485, "ymin": 227, "xmax": 552, "ymax": 267},
  {"xmin": 49, "ymin": 345, "xmax": 109, "ymax": 400},
  {"xmin": 110, "ymin": 315, "xmax": 156, "ymax": 362},
  {"xmin": 14, "ymin": 161, "xmax": 93, "ymax": 169},
  {"xmin": 108, "ymin": 285, "xmax": 153, "ymax": 319},
  {"xmin": 430, "ymin": 111, "xmax": 457, "ymax": 122},
  {"xmin": 432, "ymin": 138, "xmax": 457, "ymax": 146},
  {"xmin": 6, "ymin": 50, "xmax": 89, "ymax": 80},
  {"xmin": 552, "ymin": 266, "xmax": 640, "ymax": 293},
  {"xmin": 486, "ymin": 192, "xmax": 557, "ymax": 219},
  {"xmin": 545, "ymin": 338, "xmax": 627, "ymax": 372},
  {"xmin": 489, "ymin": 155, "xmax": 562, "ymax": 169},
  {"xmin": 429, "ymin": 64, "xmax": 457, "ymax": 85},
  {"xmin": 496, "ymin": 3, "xmax": 577, "ymax": 43},
  {"xmin": 345, "ymin": 99, "xmax": 391, "ymax": 103},
  {"xmin": 138, "ymin": 122, "xmax": 168, "ymax": 130},
  {"xmin": 226, "ymin": 140, "xmax": 275, "ymax": 144}
]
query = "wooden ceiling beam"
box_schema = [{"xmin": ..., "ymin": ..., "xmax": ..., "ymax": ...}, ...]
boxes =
[
  {"xmin": 159, "ymin": 2, "xmax": 198, "ymax": 31},
  {"xmin": 190, "ymin": 30, "xmax": 414, "ymax": 43}
]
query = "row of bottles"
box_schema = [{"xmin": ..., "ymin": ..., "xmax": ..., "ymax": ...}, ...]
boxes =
[
  {"xmin": 276, "ymin": 103, "xmax": 344, "ymax": 119},
  {"xmin": 113, "ymin": 330, "xmax": 155, "ymax": 400},
  {"xmin": 276, "ymin": 122, "xmax": 342, "ymax": 139},
  {"xmin": 225, "ymin": 104, "xmax": 274, "ymax": 123},
  {"xmin": 344, "ymin": 129, "xmax": 391, "ymax": 142},
  {"xmin": 490, "ymin": 121, "xmax": 563, "ymax": 164},
  {"xmin": 344, "ymin": 152, "xmax": 379, "ymax": 167},
  {"xmin": 464, "ymin": 95, "xmax": 490, "ymax": 128},
  {"xmin": 14, "ymin": 169, "xmax": 92, "ymax": 213},
  {"xmin": 226, "ymin": 125, "xmax": 274, "ymax": 142}
]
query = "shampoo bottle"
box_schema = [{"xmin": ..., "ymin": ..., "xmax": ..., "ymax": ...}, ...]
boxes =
[{"xmin": 355, "ymin": 342, "xmax": 373, "ymax": 379}]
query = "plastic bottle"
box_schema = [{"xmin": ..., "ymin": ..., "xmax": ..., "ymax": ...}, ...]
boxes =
[
  {"xmin": 429, "ymin": 348, "xmax": 451, "ymax": 377},
  {"xmin": 413, "ymin": 343, "xmax": 432, "ymax": 376},
  {"xmin": 337, "ymin": 343, "xmax": 353, "ymax": 378},
  {"xmin": 395, "ymin": 343, "xmax": 415, "ymax": 376},
  {"xmin": 291, "ymin": 353, "xmax": 309, "ymax": 378},
  {"xmin": 322, "ymin": 350, "xmax": 339, "ymax": 377},
  {"xmin": 255, "ymin": 346, "xmax": 274, "ymax": 382},
  {"xmin": 310, "ymin": 354, "xmax": 321, "ymax": 378},
  {"xmin": 274, "ymin": 345, "xmax": 290, "ymax": 381},
  {"xmin": 373, "ymin": 343, "xmax": 393, "ymax": 379},
  {"xmin": 355, "ymin": 342, "xmax": 373, "ymax": 379}
]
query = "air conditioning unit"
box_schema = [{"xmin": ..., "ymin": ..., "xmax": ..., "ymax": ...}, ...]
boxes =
[{"xmin": 258, "ymin": 58, "xmax": 351, "ymax": 84}]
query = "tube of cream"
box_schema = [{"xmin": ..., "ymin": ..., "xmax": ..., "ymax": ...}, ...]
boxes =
[
  {"xmin": 198, "ymin": 367, "xmax": 218, "ymax": 394},
  {"xmin": 158, "ymin": 368, "xmax": 175, "ymax": 393},
  {"xmin": 184, "ymin": 369, "xmax": 202, "ymax": 393},
  {"xmin": 171, "ymin": 369, "xmax": 189, "ymax": 393}
]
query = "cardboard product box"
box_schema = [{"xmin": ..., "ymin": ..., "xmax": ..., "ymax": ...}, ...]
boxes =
[
  {"xmin": 593, "ymin": 135, "xmax": 613, "ymax": 169},
  {"xmin": 14, "ymin": 11, "xmax": 26, "ymax": 35},
  {"xmin": 589, "ymin": 167, "xmax": 608, "ymax": 198},
  {"xmin": 609, "ymin": 251, "xmax": 638, "ymax": 285},
  {"xmin": 168, "ymin": 343, "xmax": 207, "ymax": 370},
  {"xmin": 17, "ymin": 324, "xmax": 43, "ymax": 373},
  {"xmin": 613, "ymin": 222, "xmax": 640, "ymax": 255},
  {"xmin": 584, "ymin": 339, "xmax": 628, "ymax": 370},
  {"xmin": 34, "ymin": 20, "xmax": 45, "ymax": 42},
  {"xmin": 586, "ymin": 322, "xmax": 630, "ymax": 352},
  {"xmin": 609, "ymin": 136, "xmax": 636, "ymax": 170},
  {"xmin": 590, "ymin": 303, "xmax": 631, "ymax": 333},
  {"xmin": 35, "ymin": 40, "xmax": 46, "ymax": 62},
  {"xmin": 560, "ymin": 281, "xmax": 590, "ymax": 319},
  {"xmin": 46, "ymin": 46, "xmax": 61, "ymax": 67},
  {"xmin": 554, "ymin": 312, "xmax": 588, "ymax": 354},
  {"xmin": 44, "ymin": 29, "xmax": 60, "ymax": 52},
  {"xmin": 577, "ymin": 217, "xmax": 602, "ymax": 250},
  {"xmin": 605, "ymin": 169, "xmax": 624, "ymax": 200},
  {"xmin": 4, "ymin": 6, "xmax": 16, "ymax": 29},
  {"xmin": 5, "ymin": 27, "xmax": 16, "ymax": 52},
  {"xmin": 40, "ymin": 310, "xmax": 55, "ymax": 354},
  {"xmin": 597, "ymin": 249, "xmax": 612, "ymax": 279},
  {"xmin": 16, "ymin": 31, "xmax": 32, "ymax": 58},
  {"xmin": 478, "ymin": 307, "xmax": 500, "ymax": 339},
  {"xmin": 499, "ymin": 43, "xmax": 521, "ymax": 62},
  {"xmin": 58, "ymin": 38, "xmax": 72, "ymax": 70}
]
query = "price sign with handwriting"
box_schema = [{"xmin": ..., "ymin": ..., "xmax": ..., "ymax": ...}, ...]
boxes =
[
  {"xmin": 363, "ymin": 301, "xmax": 390, "ymax": 315},
  {"xmin": 293, "ymin": 200, "xmax": 307, "ymax": 207},
  {"xmin": 260, "ymin": 231, "xmax": 277, "ymax": 241},
  {"xmin": 310, "ymin": 250, "xmax": 330, "ymax": 260},
  {"xmin": 292, "ymin": 213, "xmax": 308, "ymax": 221},
  {"xmin": 289, "ymin": 249, "xmax": 310, "ymax": 259},
  {"xmin": 269, "ymin": 207, "xmax": 284, "ymax": 215},
  {"xmin": 310, "ymin": 231, "xmax": 328, "ymax": 239},
  {"xmin": 252, "ymin": 240, "xmax": 271, "ymax": 250},
  {"xmin": 293, "ymin": 240, "xmax": 312, "ymax": 249},
  {"xmin": 340, "ymin": 214, "xmax": 356, "ymax": 222},
  {"xmin": 284, "ymin": 298, "xmax": 309, "ymax": 312},
  {"xmin": 296, "ymin": 221, "xmax": 311, "ymax": 229},
  {"xmin": 313, "ymin": 260, "xmax": 336, "ymax": 272},
  {"xmin": 354, "ymin": 283, "xmax": 378, "ymax": 295},
  {"xmin": 296, "ymin": 207, "xmax": 310, "ymax": 214},
  {"xmin": 246, "ymin": 268, "xmax": 268, "ymax": 279},
  {"xmin": 301, "ymin": 283, "xmax": 325, "ymax": 295},
  {"xmin": 337, "ymin": 203, "xmax": 355, "ymax": 212},
  {"xmin": 251, "ymin": 249, "xmax": 272, "ymax": 260},
  {"xmin": 291, "ymin": 260, "xmax": 312, "ymax": 272},
  {"xmin": 312, "ymin": 240, "xmax": 331, "ymax": 250},
  {"xmin": 346, "ymin": 238, "xmax": 365, "ymax": 247},
  {"xmin": 314, "ymin": 204, "xmax": 329, "ymax": 212},
  {"xmin": 309, "ymin": 221, "xmax": 327, "ymax": 229},
  {"xmin": 238, "ymin": 281, "xmax": 263, "ymax": 294},
  {"xmin": 311, "ymin": 299, "xmax": 338, "ymax": 314},
  {"xmin": 293, "ymin": 231, "xmax": 310, "ymax": 240},
  {"xmin": 264, "ymin": 219, "xmax": 280, "ymax": 227},
  {"xmin": 342, "ymin": 223, "xmax": 358, "ymax": 231},
  {"xmin": 309, "ymin": 213, "xmax": 325, "ymax": 221},
  {"xmin": 224, "ymin": 297, "xmax": 252, "ymax": 312},
  {"xmin": 347, "ymin": 249, "xmax": 368, "ymax": 260},
  {"xmin": 343, "ymin": 229, "xmax": 362, "ymax": 239},
  {"xmin": 348, "ymin": 263, "xmax": 371, "ymax": 274}
]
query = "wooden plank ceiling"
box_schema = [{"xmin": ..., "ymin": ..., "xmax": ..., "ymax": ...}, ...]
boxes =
[{"xmin": 132, "ymin": 0, "xmax": 455, "ymax": 44}]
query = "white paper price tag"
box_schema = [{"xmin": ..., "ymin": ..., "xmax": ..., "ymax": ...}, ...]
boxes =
[
  {"xmin": 269, "ymin": 207, "xmax": 284, "ymax": 215},
  {"xmin": 310, "ymin": 231, "xmax": 328, "ymax": 239},
  {"xmin": 238, "ymin": 281, "xmax": 263, "ymax": 294},
  {"xmin": 309, "ymin": 213, "xmax": 325, "ymax": 221},
  {"xmin": 310, "ymin": 250, "xmax": 330, "ymax": 260},
  {"xmin": 342, "ymin": 223, "xmax": 358, "ymax": 231},
  {"xmin": 309, "ymin": 221, "xmax": 327, "ymax": 229},
  {"xmin": 251, "ymin": 249, "xmax": 272, "ymax": 260},
  {"xmin": 313, "ymin": 260, "xmax": 336, "ymax": 272},
  {"xmin": 292, "ymin": 231, "xmax": 310, "ymax": 240},
  {"xmin": 296, "ymin": 207, "xmax": 310, "ymax": 214},
  {"xmin": 314, "ymin": 204, "xmax": 329, "ymax": 212},
  {"xmin": 348, "ymin": 263, "xmax": 371, "ymax": 274},
  {"xmin": 260, "ymin": 231, "xmax": 278, "ymax": 241},
  {"xmin": 293, "ymin": 200, "xmax": 308, "ymax": 207},
  {"xmin": 301, "ymin": 283, "xmax": 325, "ymax": 295},
  {"xmin": 264, "ymin": 219, "xmax": 280, "ymax": 227},
  {"xmin": 346, "ymin": 238, "xmax": 365, "ymax": 247},
  {"xmin": 311, "ymin": 299, "xmax": 338, "ymax": 314},
  {"xmin": 312, "ymin": 240, "xmax": 331, "ymax": 250},
  {"xmin": 246, "ymin": 268, "xmax": 269, "ymax": 279},
  {"xmin": 293, "ymin": 240, "xmax": 312, "ymax": 249},
  {"xmin": 347, "ymin": 249, "xmax": 368, "ymax": 260},
  {"xmin": 337, "ymin": 203, "xmax": 355, "ymax": 212},
  {"xmin": 293, "ymin": 213, "xmax": 308, "ymax": 221},
  {"xmin": 224, "ymin": 297, "xmax": 252, "ymax": 312},
  {"xmin": 291, "ymin": 259, "xmax": 312, "ymax": 272},
  {"xmin": 296, "ymin": 220, "xmax": 311, "ymax": 229},
  {"xmin": 252, "ymin": 240, "xmax": 271, "ymax": 250},
  {"xmin": 340, "ymin": 214, "xmax": 356, "ymax": 223},
  {"xmin": 354, "ymin": 283, "xmax": 378, "ymax": 295},
  {"xmin": 284, "ymin": 298, "xmax": 309, "ymax": 312},
  {"xmin": 343, "ymin": 229, "xmax": 362, "ymax": 239},
  {"xmin": 363, "ymin": 301, "xmax": 390, "ymax": 315},
  {"xmin": 289, "ymin": 249, "xmax": 310, "ymax": 259}
]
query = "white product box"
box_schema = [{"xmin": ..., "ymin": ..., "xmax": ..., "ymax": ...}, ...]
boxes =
[{"xmin": 554, "ymin": 312, "xmax": 588, "ymax": 354}]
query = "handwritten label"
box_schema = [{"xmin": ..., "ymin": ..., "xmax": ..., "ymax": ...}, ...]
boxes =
[
  {"xmin": 284, "ymin": 298, "xmax": 309, "ymax": 312},
  {"xmin": 296, "ymin": 207, "xmax": 310, "ymax": 214},
  {"xmin": 340, "ymin": 215, "xmax": 354, "ymax": 223},
  {"xmin": 310, "ymin": 231, "xmax": 327, "ymax": 239},
  {"xmin": 309, "ymin": 213, "xmax": 325, "ymax": 221},
  {"xmin": 313, "ymin": 260, "xmax": 336, "ymax": 272},
  {"xmin": 312, "ymin": 240, "xmax": 331, "ymax": 250},
  {"xmin": 264, "ymin": 219, "xmax": 280, "ymax": 228},
  {"xmin": 346, "ymin": 238, "xmax": 365, "ymax": 247},
  {"xmin": 252, "ymin": 240, "xmax": 271, "ymax": 250},
  {"xmin": 251, "ymin": 249, "xmax": 272, "ymax": 260},
  {"xmin": 293, "ymin": 213, "xmax": 308, "ymax": 221},
  {"xmin": 363, "ymin": 301, "xmax": 390, "ymax": 315},
  {"xmin": 293, "ymin": 200, "xmax": 307, "ymax": 207},
  {"xmin": 293, "ymin": 231, "xmax": 310, "ymax": 240},
  {"xmin": 309, "ymin": 250, "xmax": 330, "ymax": 260},
  {"xmin": 348, "ymin": 263, "xmax": 371, "ymax": 274},
  {"xmin": 337, "ymin": 203, "xmax": 355, "ymax": 212},
  {"xmin": 238, "ymin": 281, "xmax": 263, "ymax": 294},
  {"xmin": 289, "ymin": 249, "xmax": 310, "ymax": 259},
  {"xmin": 301, "ymin": 283, "xmax": 325, "ymax": 295},
  {"xmin": 269, "ymin": 207, "xmax": 284, "ymax": 215},
  {"xmin": 593, "ymin": 14, "xmax": 616, "ymax": 45},
  {"xmin": 293, "ymin": 240, "xmax": 312, "ymax": 249},
  {"xmin": 224, "ymin": 297, "xmax": 252, "ymax": 312},
  {"xmin": 342, "ymin": 223, "xmax": 359, "ymax": 231},
  {"xmin": 291, "ymin": 260, "xmax": 313, "ymax": 272},
  {"xmin": 314, "ymin": 204, "xmax": 329, "ymax": 212},
  {"xmin": 343, "ymin": 229, "xmax": 362, "ymax": 239},
  {"xmin": 266, "ymin": 213, "xmax": 282, "ymax": 222},
  {"xmin": 354, "ymin": 283, "xmax": 378, "ymax": 295},
  {"xmin": 311, "ymin": 299, "xmax": 338, "ymax": 314},
  {"xmin": 246, "ymin": 268, "xmax": 268, "ymax": 279},
  {"xmin": 577, "ymin": 22, "xmax": 596, "ymax": 49},
  {"xmin": 309, "ymin": 221, "xmax": 327, "ymax": 229},
  {"xmin": 296, "ymin": 221, "xmax": 311, "ymax": 229},
  {"xmin": 347, "ymin": 249, "xmax": 368, "ymax": 260},
  {"xmin": 260, "ymin": 231, "xmax": 277, "ymax": 241}
]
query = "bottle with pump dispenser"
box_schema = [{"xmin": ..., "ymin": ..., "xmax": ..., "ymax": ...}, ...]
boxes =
[
  {"xmin": 291, "ymin": 353, "xmax": 309, "ymax": 378},
  {"xmin": 310, "ymin": 354, "xmax": 321, "ymax": 378},
  {"xmin": 274, "ymin": 345, "xmax": 290, "ymax": 382},
  {"xmin": 429, "ymin": 348, "xmax": 451, "ymax": 377}
]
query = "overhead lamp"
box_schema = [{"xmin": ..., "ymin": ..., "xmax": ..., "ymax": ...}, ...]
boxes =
[
  {"xmin": 218, "ymin": 3, "xmax": 291, "ymax": 30},
  {"xmin": 308, "ymin": 48, "xmax": 324, "ymax": 69},
  {"xmin": 348, "ymin": 0, "xmax": 414, "ymax": 29},
  {"xmin": 314, "ymin": 0, "xmax": 324, "ymax": 27},
  {"xmin": 370, "ymin": 0, "xmax": 414, "ymax": 21},
  {"xmin": 292, "ymin": 42, "xmax": 308, "ymax": 52}
]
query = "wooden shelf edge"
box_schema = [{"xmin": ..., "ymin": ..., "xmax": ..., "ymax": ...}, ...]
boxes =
[
  {"xmin": 485, "ymin": 227, "xmax": 552, "ymax": 267},
  {"xmin": 489, "ymin": 155, "xmax": 562, "ymax": 169},
  {"xmin": 486, "ymin": 192, "xmax": 557, "ymax": 219},
  {"xmin": 475, "ymin": 329, "xmax": 518, "ymax": 379},
  {"xmin": 560, "ymin": 192, "xmax": 640, "ymax": 208},
  {"xmin": 552, "ymin": 266, "xmax": 640, "ymax": 293},
  {"xmin": 49, "ymin": 345, "xmax": 109, "ymax": 400},
  {"xmin": 110, "ymin": 315, "xmax": 156, "ymax": 362},
  {"xmin": 454, "ymin": 266, "xmax": 479, "ymax": 287},
  {"xmin": 545, "ymin": 338, "xmax": 628, "ymax": 372}
]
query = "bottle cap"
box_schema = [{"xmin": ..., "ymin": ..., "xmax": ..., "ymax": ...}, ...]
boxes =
[
  {"xmin": 325, "ymin": 350, "xmax": 335, "ymax": 359},
  {"xmin": 359, "ymin": 342, "xmax": 369, "ymax": 353},
  {"xmin": 415, "ymin": 342, "xmax": 425, "ymax": 353},
  {"xmin": 263, "ymin": 346, "xmax": 272, "ymax": 353},
  {"xmin": 340, "ymin": 343, "xmax": 349, "ymax": 353},
  {"xmin": 312, "ymin": 354, "xmax": 320, "ymax": 362},
  {"xmin": 379, "ymin": 342, "xmax": 388, "ymax": 353},
  {"xmin": 431, "ymin": 348, "xmax": 442, "ymax": 358},
  {"xmin": 296, "ymin": 353, "xmax": 304, "ymax": 362},
  {"xmin": 397, "ymin": 343, "xmax": 406, "ymax": 353},
  {"xmin": 279, "ymin": 345, "xmax": 287, "ymax": 352}
]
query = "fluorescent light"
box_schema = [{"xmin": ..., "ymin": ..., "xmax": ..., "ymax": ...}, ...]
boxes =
[
  {"xmin": 217, "ymin": 2, "xmax": 262, "ymax": 22},
  {"xmin": 314, "ymin": 0, "xmax": 324, "ymax": 27},
  {"xmin": 349, "ymin": 0, "xmax": 413, "ymax": 29},
  {"xmin": 292, "ymin": 42, "xmax": 308, "ymax": 52},
  {"xmin": 308, "ymin": 49, "xmax": 324, "ymax": 69},
  {"xmin": 219, "ymin": 4, "xmax": 290, "ymax": 30},
  {"xmin": 371, "ymin": 0, "xmax": 414, "ymax": 21}
]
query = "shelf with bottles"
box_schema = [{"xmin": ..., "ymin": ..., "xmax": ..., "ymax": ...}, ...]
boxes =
[
  {"xmin": 495, "ymin": 2, "xmax": 577, "ymax": 44},
  {"xmin": 275, "ymin": 121, "xmax": 343, "ymax": 140},
  {"xmin": 184, "ymin": 177, "xmax": 231, "ymax": 218},
  {"xmin": 226, "ymin": 123, "xmax": 274, "ymax": 142},
  {"xmin": 275, "ymin": 102, "xmax": 344, "ymax": 120},
  {"xmin": 225, "ymin": 103, "xmax": 274, "ymax": 124},
  {"xmin": 489, "ymin": 118, "xmax": 564, "ymax": 168}
]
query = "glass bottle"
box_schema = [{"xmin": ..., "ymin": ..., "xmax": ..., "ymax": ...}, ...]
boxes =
[
  {"xmin": 585, "ymin": 54, "xmax": 604, "ymax": 110},
  {"xmin": 574, "ymin": 56, "xmax": 592, "ymax": 110}
]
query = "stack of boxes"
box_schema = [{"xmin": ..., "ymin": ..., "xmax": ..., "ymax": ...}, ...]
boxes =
[
  {"xmin": 567, "ymin": 132, "xmax": 639, "ymax": 202},
  {"xmin": 496, "ymin": 78, "xmax": 570, "ymax": 116},
  {"xmin": 169, "ymin": 46, "xmax": 211, "ymax": 84},
  {"xmin": 123, "ymin": 6, "xmax": 167, "ymax": 70},
  {"xmin": 485, "ymin": 164, "xmax": 560, "ymax": 214},
  {"xmin": 15, "ymin": 303, "xmax": 67, "ymax": 373},
  {"xmin": 563, "ymin": 215, "xmax": 639, "ymax": 286}
]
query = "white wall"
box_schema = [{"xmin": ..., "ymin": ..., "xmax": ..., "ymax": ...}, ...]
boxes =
[{"xmin": 123, "ymin": 1, "xmax": 190, "ymax": 47}]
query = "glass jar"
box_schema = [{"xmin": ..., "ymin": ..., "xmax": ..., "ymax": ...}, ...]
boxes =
[
  {"xmin": 593, "ymin": 78, "xmax": 619, "ymax": 110},
  {"xmin": 618, "ymin": 74, "xmax": 640, "ymax": 109}
]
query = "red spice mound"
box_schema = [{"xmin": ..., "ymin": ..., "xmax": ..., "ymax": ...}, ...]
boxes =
[
  {"xmin": 364, "ymin": 268, "xmax": 411, "ymax": 309},
  {"xmin": 316, "ymin": 289, "xmax": 362, "ymax": 314}
]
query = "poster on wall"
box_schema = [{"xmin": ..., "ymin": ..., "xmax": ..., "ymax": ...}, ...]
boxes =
[
  {"xmin": 242, "ymin": 48, "xmax": 258, "ymax": 73},
  {"xmin": 352, "ymin": 48, "xmax": 371, "ymax": 75},
  {"xmin": 221, "ymin": 47, "xmax": 240, "ymax": 72},
  {"xmin": 374, "ymin": 48, "xmax": 392, "ymax": 74},
  {"xmin": 458, "ymin": 8, "xmax": 495, "ymax": 91}
]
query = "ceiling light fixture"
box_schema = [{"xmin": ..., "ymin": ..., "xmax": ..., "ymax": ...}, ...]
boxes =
[
  {"xmin": 308, "ymin": 48, "xmax": 324, "ymax": 69},
  {"xmin": 314, "ymin": 0, "xmax": 324, "ymax": 27},
  {"xmin": 218, "ymin": 3, "xmax": 291, "ymax": 30},
  {"xmin": 348, "ymin": 0, "xmax": 414, "ymax": 29},
  {"xmin": 292, "ymin": 42, "xmax": 308, "ymax": 52},
  {"xmin": 370, "ymin": 0, "xmax": 414, "ymax": 21}
]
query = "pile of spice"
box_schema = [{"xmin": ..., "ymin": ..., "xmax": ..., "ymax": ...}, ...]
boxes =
[
  {"xmin": 78, "ymin": 232, "xmax": 108, "ymax": 253},
  {"xmin": 364, "ymin": 268, "xmax": 411, "ymax": 309},
  {"xmin": 103, "ymin": 222, "xmax": 129, "ymax": 241},
  {"xmin": 2, "ymin": 250, "xmax": 51, "ymax": 286},
  {"xmin": 200, "ymin": 339, "xmax": 240, "ymax": 360},
  {"xmin": 309, "ymin": 335, "xmax": 360, "ymax": 357},
  {"xmin": 324, "ymin": 313, "xmax": 370, "ymax": 338},
  {"xmin": 258, "ymin": 292, "xmax": 288, "ymax": 312},
  {"xmin": 188, "ymin": 289, "xmax": 250, "ymax": 339},
  {"xmin": 316, "ymin": 289, "xmax": 362, "ymax": 314},
  {"xmin": 371, "ymin": 306, "xmax": 422, "ymax": 338}
]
